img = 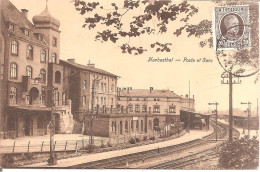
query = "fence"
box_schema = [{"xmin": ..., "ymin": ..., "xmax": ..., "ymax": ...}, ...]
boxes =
[{"xmin": 0, "ymin": 130, "xmax": 186, "ymax": 153}]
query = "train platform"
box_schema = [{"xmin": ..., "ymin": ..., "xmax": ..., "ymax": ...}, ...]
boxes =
[
  {"xmin": 218, "ymin": 119, "xmax": 258, "ymax": 139},
  {"xmin": 25, "ymin": 125, "xmax": 214, "ymax": 168}
]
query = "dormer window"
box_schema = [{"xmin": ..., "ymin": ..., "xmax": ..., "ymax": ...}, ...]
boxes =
[
  {"xmin": 9, "ymin": 23, "xmax": 14, "ymax": 31},
  {"xmin": 24, "ymin": 29, "xmax": 29, "ymax": 36}
]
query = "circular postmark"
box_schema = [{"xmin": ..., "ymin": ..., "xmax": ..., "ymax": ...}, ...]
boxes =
[{"xmin": 216, "ymin": 23, "xmax": 258, "ymax": 78}]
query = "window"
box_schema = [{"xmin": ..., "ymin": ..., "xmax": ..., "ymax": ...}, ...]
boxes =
[
  {"xmin": 55, "ymin": 71, "xmax": 61, "ymax": 83},
  {"xmin": 128, "ymin": 98, "xmax": 132, "ymax": 101},
  {"xmin": 83, "ymin": 96, "xmax": 86, "ymax": 106},
  {"xmin": 62, "ymin": 92, "xmax": 66, "ymax": 105},
  {"xmin": 11, "ymin": 40, "xmax": 18, "ymax": 55},
  {"xmin": 101, "ymin": 83, "xmax": 103, "ymax": 91},
  {"xmin": 131, "ymin": 120, "xmax": 133, "ymax": 131},
  {"xmin": 40, "ymin": 69, "xmax": 46, "ymax": 82},
  {"xmin": 169, "ymin": 105, "xmax": 176, "ymax": 113},
  {"xmin": 52, "ymin": 37, "xmax": 57, "ymax": 47},
  {"xmin": 149, "ymin": 120, "xmax": 152, "ymax": 129},
  {"xmin": 104, "ymin": 97, "xmax": 106, "ymax": 105},
  {"xmin": 24, "ymin": 29, "xmax": 29, "ymax": 36},
  {"xmin": 10, "ymin": 63, "xmax": 17, "ymax": 78},
  {"xmin": 111, "ymin": 121, "xmax": 116, "ymax": 133},
  {"xmin": 83, "ymin": 80, "xmax": 86, "ymax": 89},
  {"xmin": 125, "ymin": 121, "xmax": 128, "ymax": 133},
  {"xmin": 129, "ymin": 105, "xmax": 133, "ymax": 112},
  {"xmin": 135, "ymin": 105, "xmax": 140, "ymax": 112},
  {"xmin": 9, "ymin": 23, "xmax": 14, "ymax": 30},
  {"xmin": 111, "ymin": 84, "xmax": 114, "ymax": 92},
  {"xmin": 37, "ymin": 116, "xmax": 44, "ymax": 129},
  {"xmin": 101, "ymin": 97, "xmax": 103, "ymax": 105},
  {"xmin": 40, "ymin": 50, "xmax": 46, "ymax": 62},
  {"xmin": 26, "ymin": 45, "xmax": 33, "ymax": 59},
  {"xmin": 38, "ymin": 34, "xmax": 43, "ymax": 41},
  {"xmin": 26, "ymin": 66, "xmax": 32, "ymax": 78},
  {"xmin": 104, "ymin": 83, "xmax": 106, "ymax": 91},
  {"xmin": 153, "ymin": 105, "xmax": 160, "ymax": 113},
  {"xmin": 9, "ymin": 87, "xmax": 17, "ymax": 104},
  {"xmin": 136, "ymin": 120, "xmax": 139, "ymax": 131},
  {"xmin": 40, "ymin": 91, "xmax": 46, "ymax": 106},
  {"xmin": 142, "ymin": 105, "xmax": 147, "ymax": 112},
  {"xmin": 51, "ymin": 53, "xmax": 57, "ymax": 63},
  {"xmin": 111, "ymin": 98, "xmax": 113, "ymax": 105},
  {"xmin": 54, "ymin": 91, "xmax": 59, "ymax": 106},
  {"xmin": 141, "ymin": 120, "xmax": 143, "ymax": 132}
]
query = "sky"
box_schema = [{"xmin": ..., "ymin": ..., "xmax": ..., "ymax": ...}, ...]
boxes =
[{"xmin": 8, "ymin": 0, "xmax": 259, "ymax": 113}]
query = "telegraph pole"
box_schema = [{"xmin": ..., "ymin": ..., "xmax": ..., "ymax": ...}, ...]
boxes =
[
  {"xmin": 221, "ymin": 72, "xmax": 241, "ymax": 142},
  {"xmin": 241, "ymin": 101, "xmax": 251, "ymax": 137},
  {"xmin": 208, "ymin": 102, "xmax": 219, "ymax": 141}
]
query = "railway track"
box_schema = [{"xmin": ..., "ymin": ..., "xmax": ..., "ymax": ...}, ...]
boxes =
[
  {"xmin": 147, "ymin": 121, "xmax": 240, "ymax": 169},
  {"xmin": 70, "ymin": 120, "xmax": 236, "ymax": 169}
]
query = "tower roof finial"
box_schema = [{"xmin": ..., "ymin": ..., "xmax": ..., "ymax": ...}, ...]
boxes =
[{"xmin": 46, "ymin": 0, "xmax": 48, "ymax": 9}]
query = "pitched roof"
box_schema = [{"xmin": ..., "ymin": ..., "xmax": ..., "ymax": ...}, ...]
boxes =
[
  {"xmin": 119, "ymin": 89, "xmax": 181, "ymax": 98},
  {"xmin": 1, "ymin": 0, "xmax": 48, "ymax": 46},
  {"xmin": 60, "ymin": 59, "xmax": 118, "ymax": 77}
]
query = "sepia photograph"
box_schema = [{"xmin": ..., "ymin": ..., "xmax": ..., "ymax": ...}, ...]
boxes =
[{"xmin": 0, "ymin": 0, "xmax": 259, "ymax": 170}]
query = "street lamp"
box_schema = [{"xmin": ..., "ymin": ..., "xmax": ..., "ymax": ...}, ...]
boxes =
[
  {"xmin": 241, "ymin": 101, "xmax": 251, "ymax": 137},
  {"xmin": 208, "ymin": 102, "xmax": 219, "ymax": 141}
]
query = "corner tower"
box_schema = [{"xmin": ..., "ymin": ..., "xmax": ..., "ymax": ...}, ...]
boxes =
[{"xmin": 32, "ymin": 7, "xmax": 60, "ymax": 64}]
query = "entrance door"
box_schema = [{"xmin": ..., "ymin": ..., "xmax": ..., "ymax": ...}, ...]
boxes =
[{"xmin": 24, "ymin": 116, "xmax": 33, "ymax": 136}]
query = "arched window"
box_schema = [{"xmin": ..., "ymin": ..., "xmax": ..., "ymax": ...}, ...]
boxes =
[
  {"xmin": 55, "ymin": 71, "xmax": 61, "ymax": 83},
  {"xmin": 10, "ymin": 63, "xmax": 17, "ymax": 78},
  {"xmin": 52, "ymin": 53, "xmax": 57, "ymax": 63},
  {"xmin": 26, "ymin": 66, "xmax": 32, "ymax": 78},
  {"xmin": 26, "ymin": 45, "xmax": 33, "ymax": 59},
  {"xmin": 9, "ymin": 87, "xmax": 17, "ymax": 104},
  {"xmin": 37, "ymin": 116, "xmax": 44, "ymax": 129},
  {"xmin": 40, "ymin": 50, "xmax": 46, "ymax": 62},
  {"xmin": 40, "ymin": 68, "xmax": 46, "ymax": 82},
  {"xmin": 11, "ymin": 40, "xmax": 18, "ymax": 55}
]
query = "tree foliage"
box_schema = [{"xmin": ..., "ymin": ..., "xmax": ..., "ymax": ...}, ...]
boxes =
[
  {"xmin": 219, "ymin": 136, "xmax": 259, "ymax": 169},
  {"xmin": 73, "ymin": 0, "xmax": 259, "ymax": 76}
]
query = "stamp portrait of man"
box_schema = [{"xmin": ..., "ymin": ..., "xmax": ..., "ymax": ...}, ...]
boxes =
[{"xmin": 220, "ymin": 13, "xmax": 244, "ymax": 41}]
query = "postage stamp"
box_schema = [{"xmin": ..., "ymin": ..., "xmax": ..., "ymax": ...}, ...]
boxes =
[{"xmin": 213, "ymin": 5, "xmax": 250, "ymax": 50}]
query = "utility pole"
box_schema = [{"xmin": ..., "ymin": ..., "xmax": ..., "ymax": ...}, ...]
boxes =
[
  {"xmin": 208, "ymin": 102, "xmax": 219, "ymax": 141},
  {"xmin": 43, "ymin": 85, "xmax": 58, "ymax": 165},
  {"xmin": 221, "ymin": 72, "xmax": 241, "ymax": 142},
  {"xmin": 90, "ymin": 78, "xmax": 101, "ymax": 145},
  {"xmin": 241, "ymin": 101, "xmax": 251, "ymax": 137}
]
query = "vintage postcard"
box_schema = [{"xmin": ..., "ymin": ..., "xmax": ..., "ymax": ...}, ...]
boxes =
[{"xmin": 0, "ymin": 0, "xmax": 259, "ymax": 170}]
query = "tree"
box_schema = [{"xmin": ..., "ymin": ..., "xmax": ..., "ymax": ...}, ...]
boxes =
[
  {"xmin": 73, "ymin": 0, "xmax": 258, "ymax": 76},
  {"xmin": 219, "ymin": 136, "xmax": 259, "ymax": 169}
]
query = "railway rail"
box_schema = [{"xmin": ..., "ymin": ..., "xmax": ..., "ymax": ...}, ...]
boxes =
[{"xmin": 70, "ymin": 120, "xmax": 237, "ymax": 169}]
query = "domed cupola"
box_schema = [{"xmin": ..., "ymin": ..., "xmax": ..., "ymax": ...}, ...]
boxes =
[{"xmin": 32, "ymin": 8, "xmax": 60, "ymax": 30}]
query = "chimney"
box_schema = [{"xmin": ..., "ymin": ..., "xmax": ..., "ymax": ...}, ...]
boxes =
[
  {"xmin": 87, "ymin": 60, "xmax": 95, "ymax": 68},
  {"xmin": 130, "ymin": 87, "xmax": 132, "ymax": 90},
  {"xmin": 186, "ymin": 94, "xmax": 188, "ymax": 98},
  {"xmin": 150, "ymin": 87, "xmax": 153, "ymax": 93},
  {"xmin": 193, "ymin": 95, "xmax": 194, "ymax": 99},
  {"xmin": 21, "ymin": 9, "xmax": 28, "ymax": 19},
  {"xmin": 67, "ymin": 59, "xmax": 75, "ymax": 63},
  {"xmin": 127, "ymin": 87, "xmax": 129, "ymax": 94}
]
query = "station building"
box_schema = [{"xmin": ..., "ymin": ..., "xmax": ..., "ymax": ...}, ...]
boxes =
[
  {"xmin": 0, "ymin": 0, "xmax": 73, "ymax": 139},
  {"xmin": 84, "ymin": 87, "xmax": 195, "ymax": 137}
]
